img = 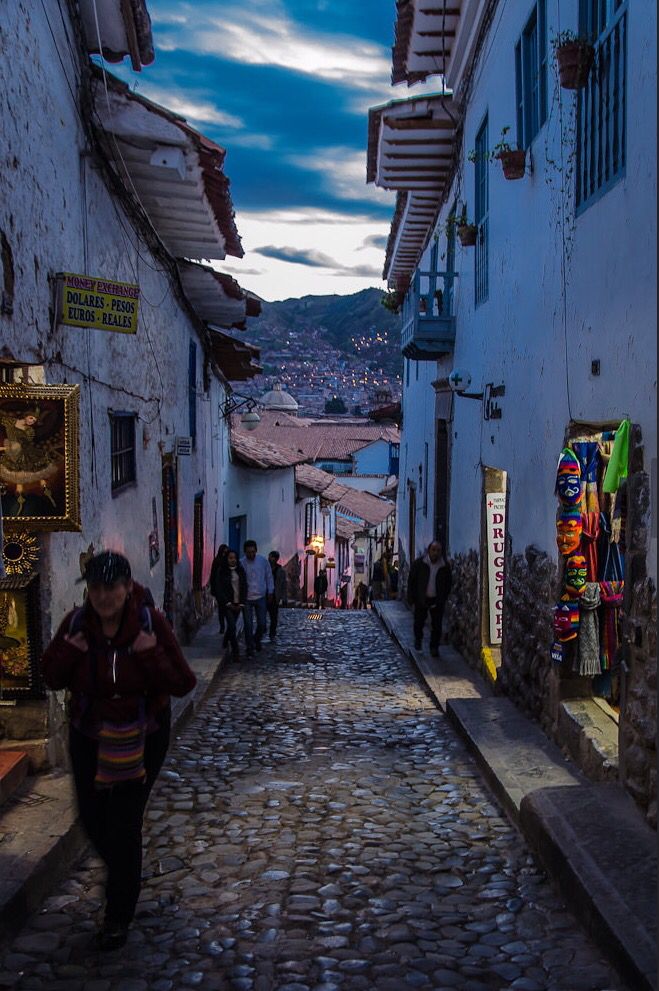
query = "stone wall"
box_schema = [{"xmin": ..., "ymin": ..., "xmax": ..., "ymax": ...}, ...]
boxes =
[
  {"xmin": 444, "ymin": 550, "xmax": 481, "ymax": 669},
  {"xmin": 499, "ymin": 546, "xmax": 559, "ymax": 733},
  {"xmin": 619, "ymin": 451, "xmax": 657, "ymax": 827}
]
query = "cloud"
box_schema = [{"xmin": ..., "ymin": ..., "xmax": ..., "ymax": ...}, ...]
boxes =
[
  {"xmin": 253, "ymin": 245, "xmax": 338, "ymax": 268},
  {"xmin": 360, "ymin": 234, "xmax": 388, "ymax": 251},
  {"xmin": 227, "ymin": 132, "xmax": 275, "ymax": 150},
  {"xmin": 134, "ymin": 82, "xmax": 245, "ymax": 129},
  {"xmin": 288, "ymin": 147, "xmax": 393, "ymax": 204},
  {"xmin": 153, "ymin": 4, "xmax": 391, "ymax": 92}
]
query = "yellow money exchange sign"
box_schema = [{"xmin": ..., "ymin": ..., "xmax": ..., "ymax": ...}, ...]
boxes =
[{"xmin": 59, "ymin": 273, "xmax": 140, "ymax": 334}]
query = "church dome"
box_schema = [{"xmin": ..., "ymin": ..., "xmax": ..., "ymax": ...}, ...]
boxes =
[{"xmin": 260, "ymin": 382, "xmax": 299, "ymax": 414}]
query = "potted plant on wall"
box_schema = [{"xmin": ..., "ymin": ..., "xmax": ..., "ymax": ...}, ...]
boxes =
[
  {"xmin": 491, "ymin": 127, "xmax": 526, "ymax": 180},
  {"xmin": 553, "ymin": 30, "xmax": 595, "ymax": 90}
]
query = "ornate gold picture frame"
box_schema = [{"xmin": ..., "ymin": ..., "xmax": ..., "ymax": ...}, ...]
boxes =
[
  {"xmin": 0, "ymin": 384, "xmax": 80, "ymax": 531},
  {"xmin": 0, "ymin": 573, "xmax": 44, "ymax": 699}
]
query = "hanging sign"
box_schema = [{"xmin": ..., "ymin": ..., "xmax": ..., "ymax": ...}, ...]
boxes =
[
  {"xmin": 58, "ymin": 272, "xmax": 139, "ymax": 334},
  {"xmin": 485, "ymin": 492, "xmax": 506, "ymax": 645}
]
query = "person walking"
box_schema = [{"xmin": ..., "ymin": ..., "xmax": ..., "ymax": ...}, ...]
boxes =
[
  {"xmin": 209, "ymin": 543, "xmax": 229, "ymax": 634},
  {"xmin": 355, "ymin": 580, "xmax": 368, "ymax": 610},
  {"xmin": 40, "ymin": 551, "xmax": 196, "ymax": 950},
  {"xmin": 314, "ymin": 567, "xmax": 328, "ymax": 608},
  {"xmin": 267, "ymin": 551, "xmax": 287, "ymax": 640},
  {"xmin": 407, "ymin": 540, "xmax": 452, "ymax": 657},
  {"xmin": 240, "ymin": 539, "xmax": 273, "ymax": 656},
  {"xmin": 371, "ymin": 556, "xmax": 385, "ymax": 600},
  {"xmin": 389, "ymin": 560, "xmax": 399, "ymax": 598},
  {"xmin": 213, "ymin": 549, "xmax": 247, "ymax": 661}
]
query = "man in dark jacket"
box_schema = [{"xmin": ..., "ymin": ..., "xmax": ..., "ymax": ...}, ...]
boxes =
[
  {"xmin": 407, "ymin": 541, "xmax": 452, "ymax": 657},
  {"xmin": 267, "ymin": 550, "xmax": 288, "ymax": 640}
]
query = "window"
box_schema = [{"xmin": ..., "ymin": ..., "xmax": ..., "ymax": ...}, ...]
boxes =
[
  {"xmin": 474, "ymin": 115, "xmax": 489, "ymax": 307},
  {"xmin": 515, "ymin": 0, "xmax": 547, "ymax": 149},
  {"xmin": 188, "ymin": 339, "xmax": 197, "ymax": 447},
  {"xmin": 576, "ymin": 0, "xmax": 627, "ymax": 211},
  {"xmin": 110, "ymin": 412, "xmax": 136, "ymax": 492}
]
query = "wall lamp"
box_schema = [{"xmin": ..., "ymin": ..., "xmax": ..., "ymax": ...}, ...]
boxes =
[
  {"xmin": 219, "ymin": 392, "xmax": 261, "ymax": 431},
  {"xmin": 448, "ymin": 370, "xmax": 505, "ymax": 419}
]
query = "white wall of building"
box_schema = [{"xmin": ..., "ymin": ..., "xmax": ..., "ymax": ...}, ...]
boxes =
[
  {"xmin": 227, "ymin": 466, "xmax": 297, "ymax": 563},
  {"xmin": 353, "ymin": 438, "xmax": 391, "ymax": 475},
  {"xmin": 399, "ymin": 0, "xmax": 656, "ymax": 576},
  {"xmin": 0, "ymin": 0, "xmax": 231, "ymax": 632}
]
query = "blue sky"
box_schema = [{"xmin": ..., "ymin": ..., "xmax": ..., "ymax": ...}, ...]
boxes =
[{"xmin": 109, "ymin": 0, "xmax": 438, "ymax": 300}]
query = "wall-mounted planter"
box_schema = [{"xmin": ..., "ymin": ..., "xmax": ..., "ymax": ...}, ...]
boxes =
[
  {"xmin": 458, "ymin": 224, "xmax": 477, "ymax": 247},
  {"xmin": 497, "ymin": 149, "xmax": 526, "ymax": 180},
  {"xmin": 556, "ymin": 42, "xmax": 595, "ymax": 89}
]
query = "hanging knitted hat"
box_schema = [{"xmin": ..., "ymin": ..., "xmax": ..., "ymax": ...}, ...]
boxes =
[
  {"xmin": 553, "ymin": 596, "xmax": 579, "ymax": 641},
  {"xmin": 555, "ymin": 447, "xmax": 581, "ymax": 506},
  {"xmin": 564, "ymin": 554, "xmax": 588, "ymax": 596},
  {"xmin": 556, "ymin": 505, "xmax": 582, "ymax": 555}
]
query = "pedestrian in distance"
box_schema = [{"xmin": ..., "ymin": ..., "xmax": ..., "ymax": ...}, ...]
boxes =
[
  {"xmin": 40, "ymin": 551, "xmax": 196, "ymax": 951},
  {"xmin": 209, "ymin": 543, "xmax": 229, "ymax": 634},
  {"xmin": 213, "ymin": 549, "xmax": 247, "ymax": 661},
  {"xmin": 371, "ymin": 556, "xmax": 385, "ymax": 600},
  {"xmin": 389, "ymin": 559, "xmax": 399, "ymax": 597},
  {"xmin": 407, "ymin": 540, "xmax": 452, "ymax": 657},
  {"xmin": 267, "ymin": 550, "xmax": 288, "ymax": 640},
  {"xmin": 314, "ymin": 567, "xmax": 328, "ymax": 608},
  {"xmin": 355, "ymin": 580, "xmax": 368, "ymax": 610},
  {"xmin": 240, "ymin": 539, "xmax": 274, "ymax": 656}
]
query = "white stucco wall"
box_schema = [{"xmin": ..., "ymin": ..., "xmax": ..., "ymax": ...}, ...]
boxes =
[
  {"xmin": 0, "ymin": 1, "xmax": 231, "ymax": 632},
  {"xmin": 353, "ymin": 439, "xmax": 390, "ymax": 475},
  {"xmin": 398, "ymin": 0, "xmax": 656, "ymax": 576},
  {"xmin": 227, "ymin": 465, "xmax": 297, "ymax": 563}
]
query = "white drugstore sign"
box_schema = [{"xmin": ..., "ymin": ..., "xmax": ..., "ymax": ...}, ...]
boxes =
[{"xmin": 485, "ymin": 492, "xmax": 506, "ymax": 645}]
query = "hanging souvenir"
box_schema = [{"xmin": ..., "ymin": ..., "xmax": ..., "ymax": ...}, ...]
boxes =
[
  {"xmin": 576, "ymin": 582, "xmax": 601, "ymax": 677},
  {"xmin": 555, "ymin": 447, "xmax": 581, "ymax": 505},
  {"xmin": 572, "ymin": 441, "xmax": 601, "ymax": 513},
  {"xmin": 602, "ymin": 419, "xmax": 631, "ymax": 494},
  {"xmin": 564, "ymin": 554, "xmax": 588, "ymax": 597},
  {"xmin": 600, "ymin": 580, "xmax": 624, "ymax": 671},
  {"xmin": 580, "ymin": 512, "xmax": 600, "ymax": 581},
  {"xmin": 556, "ymin": 505, "xmax": 582, "ymax": 556},
  {"xmin": 553, "ymin": 597, "xmax": 580, "ymax": 642}
]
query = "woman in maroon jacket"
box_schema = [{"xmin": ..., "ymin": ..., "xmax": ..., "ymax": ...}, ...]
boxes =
[{"xmin": 41, "ymin": 551, "xmax": 196, "ymax": 950}]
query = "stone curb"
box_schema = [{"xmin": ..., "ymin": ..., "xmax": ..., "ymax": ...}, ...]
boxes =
[
  {"xmin": 0, "ymin": 625, "xmax": 229, "ymax": 947},
  {"xmin": 372, "ymin": 599, "xmax": 657, "ymax": 991}
]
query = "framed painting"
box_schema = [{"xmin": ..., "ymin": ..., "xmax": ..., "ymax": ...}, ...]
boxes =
[
  {"xmin": 0, "ymin": 384, "xmax": 80, "ymax": 531},
  {"xmin": 0, "ymin": 573, "xmax": 44, "ymax": 699}
]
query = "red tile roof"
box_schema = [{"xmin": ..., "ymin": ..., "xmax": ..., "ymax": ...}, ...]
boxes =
[{"xmin": 230, "ymin": 431, "xmax": 308, "ymax": 470}]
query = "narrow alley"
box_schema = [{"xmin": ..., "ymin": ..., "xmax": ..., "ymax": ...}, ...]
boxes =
[{"xmin": 0, "ymin": 612, "xmax": 627, "ymax": 991}]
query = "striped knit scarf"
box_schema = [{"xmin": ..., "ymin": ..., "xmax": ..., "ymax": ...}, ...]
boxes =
[
  {"xmin": 95, "ymin": 703, "xmax": 147, "ymax": 789},
  {"xmin": 599, "ymin": 580, "xmax": 624, "ymax": 672}
]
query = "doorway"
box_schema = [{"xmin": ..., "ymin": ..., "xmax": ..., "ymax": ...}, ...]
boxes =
[
  {"xmin": 228, "ymin": 514, "xmax": 246, "ymax": 556},
  {"xmin": 435, "ymin": 419, "xmax": 450, "ymax": 551},
  {"xmin": 408, "ymin": 485, "xmax": 416, "ymax": 566},
  {"xmin": 161, "ymin": 455, "xmax": 178, "ymax": 624}
]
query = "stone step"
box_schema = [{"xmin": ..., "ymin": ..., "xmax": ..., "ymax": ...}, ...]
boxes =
[
  {"xmin": 0, "ymin": 750, "xmax": 29, "ymax": 808},
  {"xmin": 557, "ymin": 698, "xmax": 619, "ymax": 782}
]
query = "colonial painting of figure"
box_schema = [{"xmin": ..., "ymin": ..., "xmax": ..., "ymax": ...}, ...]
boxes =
[
  {"xmin": 0, "ymin": 384, "xmax": 80, "ymax": 531},
  {"xmin": 0, "ymin": 574, "xmax": 43, "ymax": 699}
]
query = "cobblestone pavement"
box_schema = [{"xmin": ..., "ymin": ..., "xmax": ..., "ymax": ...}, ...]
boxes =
[{"xmin": 0, "ymin": 611, "xmax": 628, "ymax": 991}]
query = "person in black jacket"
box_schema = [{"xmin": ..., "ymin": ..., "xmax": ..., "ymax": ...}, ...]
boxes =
[
  {"xmin": 212, "ymin": 550, "xmax": 247, "ymax": 661},
  {"xmin": 209, "ymin": 544, "xmax": 229, "ymax": 633},
  {"xmin": 407, "ymin": 541, "xmax": 452, "ymax": 657}
]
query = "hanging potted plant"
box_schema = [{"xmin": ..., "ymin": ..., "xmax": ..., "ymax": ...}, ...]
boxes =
[
  {"xmin": 456, "ymin": 208, "xmax": 477, "ymax": 247},
  {"xmin": 553, "ymin": 30, "xmax": 595, "ymax": 90},
  {"xmin": 492, "ymin": 127, "xmax": 526, "ymax": 180}
]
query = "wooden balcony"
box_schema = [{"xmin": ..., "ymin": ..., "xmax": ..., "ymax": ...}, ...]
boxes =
[{"xmin": 400, "ymin": 270, "xmax": 457, "ymax": 360}]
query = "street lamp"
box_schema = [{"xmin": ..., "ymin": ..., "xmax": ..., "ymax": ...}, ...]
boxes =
[{"xmin": 219, "ymin": 392, "xmax": 261, "ymax": 431}]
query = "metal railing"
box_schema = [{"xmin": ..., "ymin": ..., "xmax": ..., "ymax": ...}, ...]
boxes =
[{"xmin": 400, "ymin": 269, "xmax": 458, "ymax": 359}]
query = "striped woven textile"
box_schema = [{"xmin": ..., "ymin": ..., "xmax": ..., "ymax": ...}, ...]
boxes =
[{"xmin": 95, "ymin": 720, "xmax": 146, "ymax": 788}]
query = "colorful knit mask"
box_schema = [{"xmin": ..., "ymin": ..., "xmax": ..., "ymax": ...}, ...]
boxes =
[
  {"xmin": 553, "ymin": 597, "xmax": 579, "ymax": 641},
  {"xmin": 564, "ymin": 554, "xmax": 588, "ymax": 596},
  {"xmin": 555, "ymin": 448, "xmax": 581, "ymax": 506},
  {"xmin": 556, "ymin": 506, "xmax": 582, "ymax": 555}
]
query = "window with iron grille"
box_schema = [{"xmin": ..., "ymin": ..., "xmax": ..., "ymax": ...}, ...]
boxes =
[
  {"xmin": 576, "ymin": 0, "xmax": 627, "ymax": 212},
  {"xmin": 110, "ymin": 412, "xmax": 136, "ymax": 492},
  {"xmin": 515, "ymin": 0, "xmax": 547, "ymax": 149},
  {"xmin": 474, "ymin": 116, "xmax": 489, "ymax": 307}
]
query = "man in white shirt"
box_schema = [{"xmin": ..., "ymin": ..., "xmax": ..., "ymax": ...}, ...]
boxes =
[{"xmin": 240, "ymin": 539, "xmax": 274, "ymax": 656}]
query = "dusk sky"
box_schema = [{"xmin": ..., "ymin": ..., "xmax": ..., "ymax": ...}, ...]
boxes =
[{"xmin": 108, "ymin": 0, "xmax": 441, "ymax": 301}]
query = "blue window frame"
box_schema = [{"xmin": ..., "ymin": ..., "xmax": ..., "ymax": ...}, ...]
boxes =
[
  {"xmin": 188, "ymin": 339, "xmax": 197, "ymax": 447},
  {"xmin": 515, "ymin": 0, "xmax": 547, "ymax": 149},
  {"xmin": 576, "ymin": 0, "xmax": 627, "ymax": 212},
  {"xmin": 474, "ymin": 116, "xmax": 489, "ymax": 307}
]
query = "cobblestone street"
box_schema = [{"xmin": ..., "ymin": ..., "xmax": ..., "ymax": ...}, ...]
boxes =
[{"xmin": 0, "ymin": 611, "xmax": 628, "ymax": 991}]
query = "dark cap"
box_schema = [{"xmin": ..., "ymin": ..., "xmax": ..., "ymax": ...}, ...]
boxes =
[{"xmin": 77, "ymin": 551, "xmax": 131, "ymax": 585}]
